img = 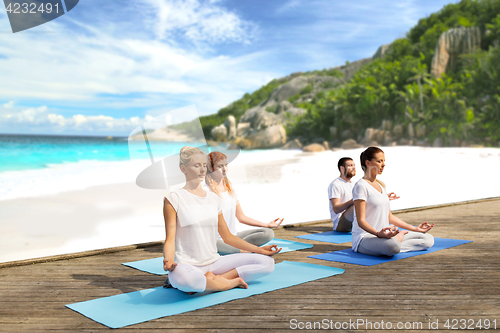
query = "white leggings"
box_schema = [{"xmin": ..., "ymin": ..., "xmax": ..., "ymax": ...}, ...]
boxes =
[
  {"xmin": 168, "ymin": 253, "xmax": 275, "ymax": 293},
  {"xmin": 357, "ymin": 231, "xmax": 434, "ymax": 257}
]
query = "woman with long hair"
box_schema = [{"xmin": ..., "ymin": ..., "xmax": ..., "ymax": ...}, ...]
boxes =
[
  {"xmin": 205, "ymin": 151, "xmax": 284, "ymax": 254},
  {"xmin": 352, "ymin": 146, "xmax": 435, "ymax": 256},
  {"xmin": 163, "ymin": 146, "xmax": 281, "ymax": 293}
]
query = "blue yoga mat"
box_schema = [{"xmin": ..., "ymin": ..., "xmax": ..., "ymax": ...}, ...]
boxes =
[
  {"xmin": 295, "ymin": 230, "xmax": 352, "ymax": 244},
  {"xmin": 122, "ymin": 238, "xmax": 314, "ymax": 275},
  {"xmin": 309, "ymin": 237, "xmax": 472, "ymax": 266},
  {"xmin": 66, "ymin": 261, "xmax": 344, "ymax": 328}
]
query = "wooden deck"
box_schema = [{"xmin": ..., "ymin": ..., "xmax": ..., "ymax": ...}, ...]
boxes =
[{"xmin": 1, "ymin": 199, "xmax": 500, "ymax": 332}]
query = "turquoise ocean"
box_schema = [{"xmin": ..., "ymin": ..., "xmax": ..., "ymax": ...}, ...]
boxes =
[{"xmin": 0, "ymin": 134, "xmax": 195, "ymax": 173}]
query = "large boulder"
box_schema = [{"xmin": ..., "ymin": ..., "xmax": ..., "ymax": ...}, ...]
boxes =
[
  {"xmin": 302, "ymin": 143, "xmax": 325, "ymax": 152},
  {"xmin": 276, "ymin": 100, "xmax": 293, "ymax": 113},
  {"xmin": 431, "ymin": 27, "xmax": 481, "ymax": 77},
  {"xmin": 383, "ymin": 132, "xmax": 394, "ymax": 146},
  {"xmin": 362, "ymin": 128, "xmax": 381, "ymax": 145},
  {"xmin": 433, "ymin": 137, "xmax": 442, "ymax": 147},
  {"xmin": 237, "ymin": 122, "xmax": 251, "ymax": 137},
  {"xmin": 252, "ymin": 110, "xmax": 283, "ymax": 132},
  {"xmin": 262, "ymin": 76, "xmax": 311, "ymax": 106},
  {"xmin": 392, "ymin": 124, "xmax": 404, "ymax": 139},
  {"xmin": 415, "ymin": 123, "xmax": 426, "ymax": 138},
  {"xmin": 408, "ymin": 123, "xmax": 415, "ymax": 140},
  {"xmin": 239, "ymin": 106, "xmax": 263, "ymax": 125},
  {"xmin": 381, "ymin": 119, "xmax": 393, "ymax": 132},
  {"xmin": 376, "ymin": 130, "xmax": 386, "ymax": 143},
  {"xmin": 224, "ymin": 115, "xmax": 237, "ymax": 141},
  {"xmin": 233, "ymin": 137, "xmax": 252, "ymax": 150},
  {"xmin": 246, "ymin": 125, "xmax": 287, "ymax": 149},
  {"xmin": 341, "ymin": 139, "xmax": 361, "ymax": 149},
  {"xmin": 281, "ymin": 139, "xmax": 302, "ymax": 150},
  {"xmin": 333, "ymin": 58, "xmax": 372, "ymax": 82},
  {"xmin": 372, "ymin": 44, "xmax": 391, "ymax": 60},
  {"xmin": 211, "ymin": 124, "xmax": 227, "ymax": 141}
]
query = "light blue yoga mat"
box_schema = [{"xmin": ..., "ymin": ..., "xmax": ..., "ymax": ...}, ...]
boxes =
[
  {"xmin": 309, "ymin": 237, "xmax": 472, "ymax": 266},
  {"xmin": 295, "ymin": 230, "xmax": 352, "ymax": 244},
  {"xmin": 66, "ymin": 261, "xmax": 344, "ymax": 328},
  {"xmin": 122, "ymin": 238, "xmax": 314, "ymax": 275}
]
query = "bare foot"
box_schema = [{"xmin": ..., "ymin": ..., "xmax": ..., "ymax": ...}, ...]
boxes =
[
  {"xmin": 395, "ymin": 230, "xmax": 409, "ymax": 242},
  {"xmin": 233, "ymin": 277, "xmax": 248, "ymax": 289},
  {"xmin": 204, "ymin": 271, "xmax": 248, "ymax": 292}
]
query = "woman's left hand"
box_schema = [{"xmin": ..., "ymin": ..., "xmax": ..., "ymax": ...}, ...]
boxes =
[
  {"xmin": 260, "ymin": 244, "xmax": 282, "ymax": 256},
  {"xmin": 267, "ymin": 218, "xmax": 284, "ymax": 228},
  {"xmin": 415, "ymin": 222, "xmax": 435, "ymax": 233},
  {"xmin": 388, "ymin": 192, "xmax": 400, "ymax": 201}
]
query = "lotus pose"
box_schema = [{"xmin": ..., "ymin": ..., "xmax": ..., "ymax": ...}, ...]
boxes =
[
  {"xmin": 163, "ymin": 146, "xmax": 281, "ymax": 293},
  {"xmin": 205, "ymin": 151, "xmax": 284, "ymax": 254},
  {"xmin": 352, "ymin": 147, "xmax": 434, "ymax": 256}
]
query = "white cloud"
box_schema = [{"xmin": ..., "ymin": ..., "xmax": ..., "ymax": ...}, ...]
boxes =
[
  {"xmin": 142, "ymin": 0, "xmax": 257, "ymax": 43},
  {"xmin": 0, "ymin": 1, "xmax": 275, "ymax": 122},
  {"xmin": 2, "ymin": 101, "xmax": 14, "ymax": 108},
  {"xmin": 276, "ymin": 0, "xmax": 302, "ymax": 15},
  {"xmin": 0, "ymin": 105, "xmax": 148, "ymax": 134}
]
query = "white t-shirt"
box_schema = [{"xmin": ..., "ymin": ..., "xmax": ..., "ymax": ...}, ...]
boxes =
[
  {"xmin": 219, "ymin": 190, "xmax": 239, "ymax": 238},
  {"xmin": 165, "ymin": 188, "xmax": 223, "ymax": 266},
  {"xmin": 202, "ymin": 185, "xmax": 239, "ymax": 238},
  {"xmin": 351, "ymin": 179, "xmax": 391, "ymax": 252},
  {"xmin": 328, "ymin": 177, "xmax": 354, "ymax": 229}
]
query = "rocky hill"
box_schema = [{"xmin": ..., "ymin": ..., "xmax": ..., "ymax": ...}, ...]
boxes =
[{"xmin": 197, "ymin": 0, "xmax": 500, "ymax": 150}]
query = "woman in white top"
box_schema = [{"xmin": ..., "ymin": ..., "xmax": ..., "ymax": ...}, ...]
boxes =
[
  {"xmin": 352, "ymin": 146, "xmax": 435, "ymax": 256},
  {"xmin": 205, "ymin": 151, "xmax": 284, "ymax": 254},
  {"xmin": 163, "ymin": 146, "xmax": 281, "ymax": 293}
]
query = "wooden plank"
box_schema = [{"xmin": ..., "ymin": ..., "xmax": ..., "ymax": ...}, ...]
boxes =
[{"xmin": 1, "ymin": 199, "xmax": 499, "ymax": 332}]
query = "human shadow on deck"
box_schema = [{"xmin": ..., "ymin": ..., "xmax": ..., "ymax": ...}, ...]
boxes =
[
  {"xmin": 285, "ymin": 225, "xmax": 332, "ymax": 233},
  {"xmin": 71, "ymin": 273, "xmax": 161, "ymax": 294},
  {"xmin": 301, "ymin": 243, "xmax": 350, "ymax": 254},
  {"xmin": 142, "ymin": 245, "xmax": 163, "ymax": 254}
]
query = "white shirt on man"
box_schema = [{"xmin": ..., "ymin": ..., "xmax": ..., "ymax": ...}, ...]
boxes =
[
  {"xmin": 328, "ymin": 177, "xmax": 354, "ymax": 230},
  {"xmin": 351, "ymin": 179, "xmax": 391, "ymax": 252},
  {"xmin": 165, "ymin": 188, "xmax": 223, "ymax": 266}
]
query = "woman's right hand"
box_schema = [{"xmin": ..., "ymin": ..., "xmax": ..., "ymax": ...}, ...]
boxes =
[
  {"xmin": 267, "ymin": 218, "xmax": 284, "ymax": 228},
  {"xmin": 260, "ymin": 244, "xmax": 282, "ymax": 256},
  {"xmin": 163, "ymin": 258, "xmax": 177, "ymax": 272},
  {"xmin": 388, "ymin": 192, "xmax": 400, "ymax": 201},
  {"xmin": 376, "ymin": 226, "xmax": 399, "ymax": 238}
]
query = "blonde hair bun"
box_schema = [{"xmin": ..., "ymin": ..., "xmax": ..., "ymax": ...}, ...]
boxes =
[{"xmin": 179, "ymin": 146, "xmax": 205, "ymax": 166}]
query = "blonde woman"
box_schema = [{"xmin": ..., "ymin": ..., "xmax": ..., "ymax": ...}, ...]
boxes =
[
  {"xmin": 163, "ymin": 147, "xmax": 281, "ymax": 293},
  {"xmin": 205, "ymin": 151, "xmax": 284, "ymax": 254},
  {"xmin": 352, "ymin": 147, "xmax": 434, "ymax": 256}
]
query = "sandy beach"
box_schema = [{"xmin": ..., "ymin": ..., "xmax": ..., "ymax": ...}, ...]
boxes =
[{"xmin": 1, "ymin": 146, "xmax": 500, "ymax": 263}]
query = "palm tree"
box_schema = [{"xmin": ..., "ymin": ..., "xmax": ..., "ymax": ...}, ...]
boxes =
[{"xmin": 408, "ymin": 61, "xmax": 431, "ymax": 114}]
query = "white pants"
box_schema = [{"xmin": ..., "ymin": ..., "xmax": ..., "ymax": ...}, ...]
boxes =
[{"xmin": 169, "ymin": 253, "xmax": 275, "ymax": 293}]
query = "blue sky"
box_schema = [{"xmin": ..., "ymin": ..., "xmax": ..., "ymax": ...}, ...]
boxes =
[{"xmin": 0, "ymin": 0, "xmax": 459, "ymax": 136}]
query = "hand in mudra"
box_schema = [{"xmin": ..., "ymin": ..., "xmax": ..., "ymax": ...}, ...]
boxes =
[{"xmin": 268, "ymin": 218, "xmax": 284, "ymax": 228}]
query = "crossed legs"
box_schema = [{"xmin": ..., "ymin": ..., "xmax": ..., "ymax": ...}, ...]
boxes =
[
  {"xmin": 357, "ymin": 231, "xmax": 434, "ymax": 257},
  {"xmin": 216, "ymin": 228, "xmax": 274, "ymax": 254},
  {"xmin": 336, "ymin": 205, "xmax": 354, "ymax": 232},
  {"xmin": 169, "ymin": 253, "xmax": 275, "ymax": 293}
]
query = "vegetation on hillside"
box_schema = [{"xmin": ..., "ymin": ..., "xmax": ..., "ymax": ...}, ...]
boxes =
[{"xmin": 288, "ymin": 0, "xmax": 500, "ymax": 146}]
